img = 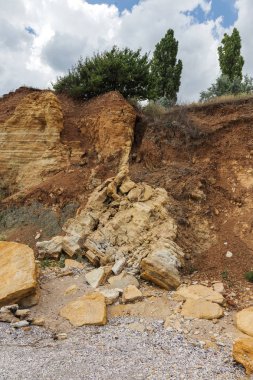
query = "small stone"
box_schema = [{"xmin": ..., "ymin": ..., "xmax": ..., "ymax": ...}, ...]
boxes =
[
  {"xmin": 112, "ymin": 258, "xmax": 126, "ymax": 275},
  {"xmin": 226, "ymin": 251, "xmax": 233, "ymax": 258},
  {"xmin": 0, "ymin": 304, "xmax": 19, "ymax": 313},
  {"xmin": 36, "ymin": 236, "xmax": 63, "ymax": 259},
  {"xmin": 96, "ymin": 289, "xmax": 120, "ymax": 305},
  {"xmin": 11, "ymin": 320, "xmax": 30, "ymax": 328},
  {"xmin": 122, "ymin": 285, "xmax": 143, "ymax": 303},
  {"xmin": 213, "ymin": 282, "xmax": 224, "ymax": 294},
  {"xmin": 65, "ymin": 259, "xmax": 84, "ymax": 270},
  {"xmin": 35, "ymin": 233, "xmax": 41, "ymax": 240},
  {"xmin": 233, "ymin": 337, "xmax": 253, "ymax": 375},
  {"xmin": 31, "ymin": 317, "xmax": 45, "ymax": 326},
  {"xmin": 0, "ymin": 311, "xmax": 19, "ymax": 323},
  {"xmin": 64, "ymin": 285, "xmax": 78, "ymax": 296},
  {"xmin": 62, "ymin": 235, "xmax": 81, "ymax": 257},
  {"xmin": 15, "ymin": 309, "xmax": 30, "ymax": 319},
  {"xmin": 85, "ymin": 266, "xmax": 112, "ymax": 288},
  {"xmin": 108, "ymin": 271, "xmax": 139, "ymax": 290},
  {"xmin": 54, "ymin": 333, "xmax": 68, "ymax": 340},
  {"xmin": 181, "ymin": 299, "xmax": 224, "ymax": 320}
]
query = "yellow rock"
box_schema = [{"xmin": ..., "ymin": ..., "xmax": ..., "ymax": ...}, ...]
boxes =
[
  {"xmin": 181, "ymin": 299, "xmax": 223, "ymax": 320},
  {"xmin": 236, "ymin": 307, "xmax": 253, "ymax": 337},
  {"xmin": 65, "ymin": 259, "xmax": 84, "ymax": 270},
  {"xmin": 233, "ymin": 337, "xmax": 253, "ymax": 375},
  {"xmin": 64, "ymin": 285, "xmax": 78, "ymax": 296},
  {"xmin": 175, "ymin": 285, "xmax": 224, "ymax": 304},
  {"xmin": 85, "ymin": 266, "xmax": 112, "ymax": 288},
  {"xmin": 0, "ymin": 92, "xmax": 69, "ymax": 190},
  {"xmin": 60, "ymin": 293, "xmax": 107, "ymax": 326},
  {"xmin": 0, "ymin": 242, "xmax": 37, "ymax": 307},
  {"xmin": 122, "ymin": 285, "xmax": 143, "ymax": 303}
]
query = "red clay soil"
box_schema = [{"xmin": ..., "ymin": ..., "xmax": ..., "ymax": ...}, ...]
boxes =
[{"xmin": 130, "ymin": 98, "xmax": 253, "ymax": 300}]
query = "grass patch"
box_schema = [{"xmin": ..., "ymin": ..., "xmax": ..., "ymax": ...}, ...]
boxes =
[{"xmin": 245, "ymin": 271, "xmax": 253, "ymax": 283}]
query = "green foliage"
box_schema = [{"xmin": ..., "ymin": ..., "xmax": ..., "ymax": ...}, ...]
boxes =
[
  {"xmin": 218, "ymin": 28, "xmax": 244, "ymax": 81},
  {"xmin": 245, "ymin": 271, "xmax": 253, "ymax": 283},
  {"xmin": 200, "ymin": 74, "xmax": 253, "ymax": 102},
  {"xmin": 150, "ymin": 29, "xmax": 183, "ymax": 104},
  {"xmin": 221, "ymin": 270, "xmax": 229, "ymax": 280},
  {"xmin": 53, "ymin": 46, "xmax": 150, "ymax": 100}
]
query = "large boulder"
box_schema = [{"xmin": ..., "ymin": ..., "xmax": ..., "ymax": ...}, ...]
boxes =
[
  {"xmin": 140, "ymin": 243, "xmax": 184, "ymax": 290},
  {"xmin": 0, "ymin": 242, "xmax": 37, "ymax": 306},
  {"xmin": 235, "ymin": 307, "xmax": 253, "ymax": 337},
  {"xmin": 233, "ymin": 337, "xmax": 253, "ymax": 375}
]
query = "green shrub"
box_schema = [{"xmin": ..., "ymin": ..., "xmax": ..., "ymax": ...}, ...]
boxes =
[
  {"xmin": 53, "ymin": 46, "xmax": 150, "ymax": 100},
  {"xmin": 245, "ymin": 271, "xmax": 253, "ymax": 283},
  {"xmin": 200, "ymin": 75, "xmax": 253, "ymax": 102}
]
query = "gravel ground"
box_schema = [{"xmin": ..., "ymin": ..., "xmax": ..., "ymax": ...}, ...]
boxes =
[{"xmin": 0, "ymin": 319, "xmax": 245, "ymax": 380}]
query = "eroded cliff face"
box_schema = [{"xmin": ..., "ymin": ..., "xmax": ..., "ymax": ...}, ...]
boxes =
[
  {"xmin": 0, "ymin": 90, "xmax": 136, "ymax": 197},
  {"xmin": 0, "ymin": 91, "xmax": 68, "ymax": 193}
]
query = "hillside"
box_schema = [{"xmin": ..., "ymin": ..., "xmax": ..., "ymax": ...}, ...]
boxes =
[
  {"xmin": 1, "ymin": 88, "xmax": 253, "ymax": 302},
  {"xmin": 2, "ymin": 87, "xmax": 253, "ymax": 377}
]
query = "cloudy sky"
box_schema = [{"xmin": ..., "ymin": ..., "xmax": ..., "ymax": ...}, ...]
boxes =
[{"xmin": 0, "ymin": 0, "xmax": 252, "ymax": 102}]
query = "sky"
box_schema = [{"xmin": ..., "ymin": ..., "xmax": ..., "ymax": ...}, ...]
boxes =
[{"xmin": 0, "ymin": 0, "xmax": 252, "ymax": 102}]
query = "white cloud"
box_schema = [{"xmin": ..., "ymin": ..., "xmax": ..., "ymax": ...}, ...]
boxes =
[
  {"xmin": 235, "ymin": 0, "xmax": 253, "ymax": 78},
  {"xmin": 0, "ymin": 0, "xmax": 251, "ymax": 101}
]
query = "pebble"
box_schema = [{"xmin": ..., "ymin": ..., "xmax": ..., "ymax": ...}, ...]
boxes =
[{"xmin": 11, "ymin": 320, "xmax": 30, "ymax": 328}]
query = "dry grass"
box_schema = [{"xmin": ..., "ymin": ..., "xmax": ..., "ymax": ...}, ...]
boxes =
[{"xmin": 187, "ymin": 92, "xmax": 253, "ymax": 108}]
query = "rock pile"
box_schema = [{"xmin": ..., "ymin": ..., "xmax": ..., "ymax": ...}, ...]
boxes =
[{"xmin": 37, "ymin": 172, "xmax": 185, "ymax": 290}]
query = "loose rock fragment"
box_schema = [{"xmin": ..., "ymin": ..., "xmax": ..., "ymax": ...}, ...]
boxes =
[
  {"xmin": 60, "ymin": 293, "xmax": 107, "ymax": 326},
  {"xmin": 31, "ymin": 317, "xmax": 45, "ymax": 327},
  {"xmin": 0, "ymin": 311, "xmax": 19, "ymax": 323},
  {"xmin": 233, "ymin": 337, "xmax": 253, "ymax": 375},
  {"xmin": 112, "ymin": 258, "xmax": 126, "ymax": 275},
  {"xmin": 181, "ymin": 299, "xmax": 224, "ymax": 320},
  {"xmin": 141, "ymin": 245, "xmax": 184, "ymax": 290},
  {"xmin": 65, "ymin": 259, "xmax": 84, "ymax": 270},
  {"xmin": 11, "ymin": 320, "xmax": 30, "ymax": 328},
  {"xmin": 96, "ymin": 288, "xmax": 120, "ymax": 305},
  {"xmin": 122, "ymin": 285, "xmax": 143, "ymax": 303},
  {"xmin": 235, "ymin": 307, "xmax": 253, "ymax": 337},
  {"xmin": 85, "ymin": 266, "xmax": 112, "ymax": 288},
  {"xmin": 175, "ymin": 285, "xmax": 224, "ymax": 304},
  {"xmin": 212, "ymin": 282, "xmax": 224, "ymax": 294},
  {"xmin": 36, "ymin": 236, "xmax": 63, "ymax": 259},
  {"xmin": 15, "ymin": 309, "xmax": 30, "ymax": 319},
  {"xmin": 108, "ymin": 271, "xmax": 139, "ymax": 290}
]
